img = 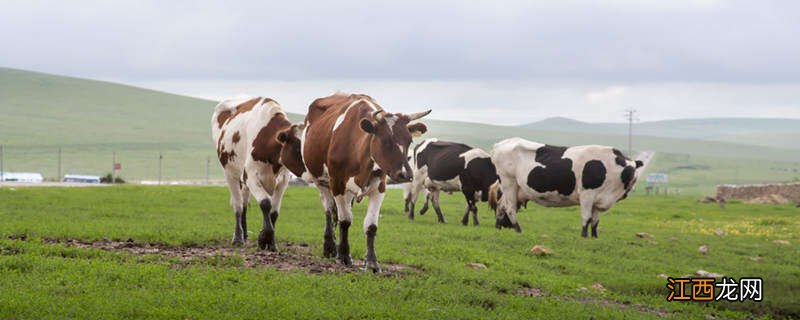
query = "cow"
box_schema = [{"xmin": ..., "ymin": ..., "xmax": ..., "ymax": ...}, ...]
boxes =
[
  {"xmin": 301, "ymin": 92, "xmax": 430, "ymax": 272},
  {"xmin": 488, "ymin": 137, "xmax": 643, "ymax": 237},
  {"xmin": 402, "ymin": 138, "xmax": 499, "ymax": 226},
  {"xmin": 211, "ymin": 96, "xmax": 305, "ymax": 250}
]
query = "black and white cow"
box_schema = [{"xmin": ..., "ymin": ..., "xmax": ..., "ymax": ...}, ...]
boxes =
[
  {"xmin": 488, "ymin": 137, "xmax": 643, "ymax": 237},
  {"xmin": 403, "ymin": 138, "xmax": 499, "ymax": 225}
]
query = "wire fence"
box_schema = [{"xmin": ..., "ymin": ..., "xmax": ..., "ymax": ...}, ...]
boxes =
[{"xmin": 0, "ymin": 144, "xmax": 226, "ymax": 184}]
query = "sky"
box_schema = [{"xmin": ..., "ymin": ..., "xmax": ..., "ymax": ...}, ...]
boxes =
[{"xmin": 2, "ymin": 0, "xmax": 799, "ymax": 124}]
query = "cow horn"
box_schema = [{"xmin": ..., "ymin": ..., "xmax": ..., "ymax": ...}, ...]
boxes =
[
  {"xmin": 372, "ymin": 109, "xmax": 385, "ymax": 120},
  {"xmin": 407, "ymin": 109, "xmax": 431, "ymax": 121}
]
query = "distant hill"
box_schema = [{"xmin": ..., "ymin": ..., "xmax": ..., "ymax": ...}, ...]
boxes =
[
  {"xmin": 1, "ymin": 67, "xmax": 798, "ymax": 193},
  {"xmin": 522, "ymin": 117, "xmax": 800, "ymax": 149}
]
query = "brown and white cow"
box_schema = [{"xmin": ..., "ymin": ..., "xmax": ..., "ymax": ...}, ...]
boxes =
[
  {"xmin": 489, "ymin": 137, "xmax": 643, "ymax": 237},
  {"xmin": 211, "ymin": 96, "xmax": 304, "ymax": 250},
  {"xmin": 301, "ymin": 93, "xmax": 430, "ymax": 272}
]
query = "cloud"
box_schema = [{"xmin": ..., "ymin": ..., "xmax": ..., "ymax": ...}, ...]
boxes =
[
  {"xmin": 587, "ymin": 86, "xmax": 628, "ymax": 104},
  {"xmin": 1, "ymin": 0, "xmax": 799, "ymax": 83}
]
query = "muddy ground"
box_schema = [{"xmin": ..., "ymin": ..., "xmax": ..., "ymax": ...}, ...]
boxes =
[{"xmin": 34, "ymin": 237, "xmax": 416, "ymax": 276}]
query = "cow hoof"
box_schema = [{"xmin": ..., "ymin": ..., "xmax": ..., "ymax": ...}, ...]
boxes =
[
  {"xmin": 438, "ymin": 219, "xmax": 446, "ymax": 224},
  {"xmin": 257, "ymin": 230, "xmax": 276, "ymax": 251},
  {"xmin": 337, "ymin": 255, "xmax": 353, "ymax": 266},
  {"xmin": 323, "ymin": 243, "xmax": 337, "ymax": 258},
  {"xmin": 461, "ymin": 219, "xmax": 469, "ymax": 226},
  {"xmin": 231, "ymin": 239, "xmax": 244, "ymax": 246},
  {"xmin": 513, "ymin": 224, "xmax": 522, "ymax": 233},
  {"xmin": 407, "ymin": 213, "xmax": 414, "ymax": 221},
  {"xmin": 364, "ymin": 260, "xmax": 381, "ymax": 273}
]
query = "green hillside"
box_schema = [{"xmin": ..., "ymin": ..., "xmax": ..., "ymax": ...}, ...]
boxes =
[
  {"xmin": 1, "ymin": 68, "xmax": 798, "ymax": 194},
  {"xmin": 522, "ymin": 117, "xmax": 800, "ymax": 149}
]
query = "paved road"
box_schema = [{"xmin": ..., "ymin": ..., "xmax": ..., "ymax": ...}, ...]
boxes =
[{"xmin": 635, "ymin": 150, "xmax": 656, "ymax": 172}]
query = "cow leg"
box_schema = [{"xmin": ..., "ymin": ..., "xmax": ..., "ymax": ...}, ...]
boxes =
[
  {"xmin": 419, "ymin": 190, "xmax": 430, "ymax": 215},
  {"xmin": 404, "ymin": 181, "xmax": 422, "ymax": 221},
  {"xmin": 461, "ymin": 203, "xmax": 471, "ymax": 226},
  {"xmin": 363, "ymin": 185, "xmax": 385, "ymax": 273},
  {"xmin": 431, "ymin": 190, "xmax": 446, "ymax": 223},
  {"xmin": 590, "ymin": 207, "xmax": 600, "ymax": 238},
  {"xmin": 240, "ymin": 185, "xmax": 251, "ymax": 240},
  {"xmin": 496, "ymin": 179, "xmax": 521, "ymax": 232},
  {"xmin": 471, "ymin": 203, "xmax": 479, "ymax": 226},
  {"xmin": 224, "ymin": 176, "xmax": 246, "ymax": 245},
  {"xmin": 269, "ymin": 172, "xmax": 289, "ymax": 229},
  {"xmin": 317, "ymin": 185, "xmax": 338, "ymax": 258},
  {"xmin": 580, "ymin": 201, "xmax": 593, "ymax": 238},
  {"xmin": 334, "ymin": 191, "xmax": 355, "ymax": 266}
]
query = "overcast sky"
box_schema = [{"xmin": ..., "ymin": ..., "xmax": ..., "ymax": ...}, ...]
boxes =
[{"xmin": 2, "ymin": 0, "xmax": 799, "ymax": 124}]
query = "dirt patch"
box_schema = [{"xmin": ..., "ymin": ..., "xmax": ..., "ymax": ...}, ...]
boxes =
[{"xmin": 41, "ymin": 238, "xmax": 417, "ymax": 277}]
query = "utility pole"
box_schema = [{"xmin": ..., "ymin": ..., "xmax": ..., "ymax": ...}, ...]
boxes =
[
  {"xmin": 624, "ymin": 108, "xmax": 638, "ymax": 156},
  {"xmin": 57, "ymin": 147, "xmax": 62, "ymax": 181},
  {"xmin": 158, "ymin": 152, "xmax": 163, "ymax": 185}
]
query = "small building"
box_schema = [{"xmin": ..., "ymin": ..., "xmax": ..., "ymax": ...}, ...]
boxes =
[
  {"xmin": 0, "ymin": 172, "xmax": 44, "ymax": 183},
  {"xmin": 63, "ymin": 174, "xmax": 102, "ymax": 184}
]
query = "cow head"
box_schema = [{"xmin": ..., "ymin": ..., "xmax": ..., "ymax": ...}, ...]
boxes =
[
  {"xmin": 360, "ymin": 109, "xmax": 430, "ymax": 183},
  {"xmin": 276, "ymin": 122, "xmax": 306, "ymax": 177}
]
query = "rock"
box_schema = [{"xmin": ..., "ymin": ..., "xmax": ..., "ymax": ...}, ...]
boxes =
[
  {"xmin": 750, "ymin": 256, "xmax": 763, "ymax": 262},
  {"xmin": 591, "ymin": 282, "xmax": 607, "ymax": 292},
  {"xmin": 657, "ymin": 274, "xmax": 669, "ymax": 279},
  {"xmin": 698, "ymin": 245, "xmax": 709, "ymax": 254},
  {"xmin": 516, "ymin": 287, "xmax": 544, "ymax": 297},
  {"xmin": 636, "ymin": 233, "xmax": 655, "ymax": 239},
  {"xmin": 714, "ymin": 229, "xmax": 725, "ymax": 236},
  {"xmin": 773, "ymin": 240, "xmax": 790, "ymax": 245},
  {"xmin": 466, "ymin": 262, "xmax": 487, "ymax": 270},
  {"xmin": 695, "ymin": 270, "xmax": 724, "ymax": 278},
  {"xmin": 530, "ymin": 245, "xmax": 552, "ymax": 256},
  {"xmin": 576, "ymin": 287, "xmax": 589, "ymax": 292}
]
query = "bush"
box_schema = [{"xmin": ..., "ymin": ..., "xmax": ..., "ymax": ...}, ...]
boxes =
[{"xmin": 100, "ymin": 173, "xmax": 125, "ymax": 184}]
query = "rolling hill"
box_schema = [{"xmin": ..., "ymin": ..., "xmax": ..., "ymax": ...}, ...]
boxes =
[
  {"xmin": 1, "ymin": 67, "xmax": 798, "ymax": 194},
  {"xmin": 522, "ymin": 117, "xmax": 800, "ymax": 149}
]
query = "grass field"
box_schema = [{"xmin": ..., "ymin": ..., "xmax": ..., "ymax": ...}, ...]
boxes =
[{"xmin": 1, "ymin": 186, "xmax": 797, "ymax": 319}]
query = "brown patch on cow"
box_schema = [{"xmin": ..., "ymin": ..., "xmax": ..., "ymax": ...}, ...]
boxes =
[
  {"xmin": 251, "ymin": 113, "xmax": 292, "ymax": 170},
  {"xmin": 232, "ymin": 131, "xmax": 241, "ymax": 144},
  {"xmin": 233, "ymin": 97, "xmax": 262, "ymax": 115},
  {"xmin": 41, "ymin": 238, "xmax": 417, "ymax": 276},
  {"xmin": 216, "ymin": 129, "xmax": 235, "ymax": 167},
  {"xmin": 216, "ymin": 110, "xmax": 232, "ymax": 129}
]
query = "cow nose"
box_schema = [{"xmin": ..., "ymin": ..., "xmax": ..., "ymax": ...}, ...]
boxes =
[{"xmin": 394, "ymin": 169, "xmax": 412, "ymax": 183}]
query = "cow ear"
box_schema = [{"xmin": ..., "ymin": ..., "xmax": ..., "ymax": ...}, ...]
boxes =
[
  {"xmin": 635, "ymin": 160, "xmax": 644, "ymax": 168},
  {"xmin": 407, "ymin": 122, "xmax": 427, "ymax": 137},
  {"xmin": 360, "ymin": 119, "xmax": 376, "ymax": 134}
]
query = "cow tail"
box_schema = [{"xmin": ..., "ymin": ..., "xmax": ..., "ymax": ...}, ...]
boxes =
[{"xmin": 488, "ymin": 181, "xmax": 501, "ymax": 210}]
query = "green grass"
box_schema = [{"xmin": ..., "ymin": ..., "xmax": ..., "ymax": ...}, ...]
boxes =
[{"xmin": 1, "ymin": 186, "xmax": 797, "ymax": 319}]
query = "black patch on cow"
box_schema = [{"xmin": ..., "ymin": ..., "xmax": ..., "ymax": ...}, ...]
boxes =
[
  {"xmin": 635, "ymin": 160, "xmax": 643, "ymax": 168},
  {"xmin": 416, "ymin": 141, "xmax": 471, "ymax": 181},
  {"xmin": 612, "ymin": 149, "xmax": 628, "ymax": 167},
  {"xmin": 526, "ymin": 145, "xmax": 575, "ymax": 196},
  {"xmin": 621, "ymin": 165, "xmax": 635, "ymax": 189},
  {"xmin": 461, "ymin": 157, "xmax": 499, "ymax": 202},
  {"xmin": 581, "ymin": 160, "xmax": 606, "ymax": 189}
]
